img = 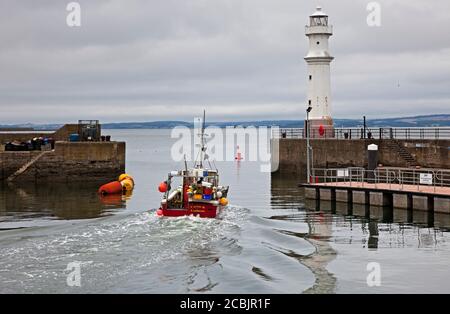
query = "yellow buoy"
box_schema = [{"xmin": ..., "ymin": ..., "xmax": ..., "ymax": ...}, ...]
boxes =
[
  {"xmin": 219, "ymin": 197, "xmax": 228, "ymax": 206},
  {"xmin": 118, "ymin": 173, "xmax": 133, "ymax": 182},
  {"xmin": 121, "ymin": 178, "xmax": 134, "ymax": 191}
]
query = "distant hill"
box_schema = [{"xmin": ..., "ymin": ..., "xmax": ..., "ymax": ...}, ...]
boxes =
[
  {"xmin": 1, "ymin": 114, "xmax": 449, "ymax": 130},
  {"xmin": 102, "ymin": 121, "xmax": 192, "ymax": 129},
  {"xmin": 101, "ymin": 114, "xmax": 450, "ymax": 129},
  {"xmin": 365, "ymin": 114, "xmax": 450, "ymax": 127},
  {"xmin": 0, "ymin": 123, "xmax": 64, "ymax": 131}
]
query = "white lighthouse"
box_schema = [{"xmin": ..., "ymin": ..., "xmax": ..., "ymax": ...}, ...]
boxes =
[{"xmin": 304, "ymin": 6, "xmax": 334, "ymax": 137}]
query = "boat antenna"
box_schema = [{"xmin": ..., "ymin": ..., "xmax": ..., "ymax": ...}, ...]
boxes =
[
  {"xmin": 193, "ymin": 110, "xmax": 207, "ymax": 169},
  {"xmin": 199, "ymin": 109, "xmax": 206, "ymax": 168},
  {"xmin": 206, "ymin": 156, "xmax": 213, "ymax": 169}
]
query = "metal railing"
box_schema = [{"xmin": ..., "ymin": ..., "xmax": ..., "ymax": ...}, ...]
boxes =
[
  {"xmin": 273, "ymin": 127, "xmax": 450, "ymax": 140},
  {"xmin": 310, "ymin": 167, "xmax": 450, "ymax": 192}
]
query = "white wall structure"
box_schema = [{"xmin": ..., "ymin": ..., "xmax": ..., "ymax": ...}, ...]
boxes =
[{"xmin": 304, "ymin": 6, "xmax": 334, "ymax": 138}]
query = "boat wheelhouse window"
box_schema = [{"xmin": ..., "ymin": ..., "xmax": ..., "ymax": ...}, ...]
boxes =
[{"xmin": 203, "ymin": 175, "xmax": 218, "ymax": 186}]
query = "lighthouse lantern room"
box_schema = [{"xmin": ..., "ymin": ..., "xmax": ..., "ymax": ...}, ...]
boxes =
[{"xmin": 304, "ymin": 6, "xmax": 334, "ymax": 138}]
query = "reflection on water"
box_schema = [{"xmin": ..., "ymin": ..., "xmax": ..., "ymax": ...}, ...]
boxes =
[
  {"xmin": 270, "ymin": 174, "xmax": 337, "ymax": 294},
  {"xmin": 301, "ymin": 198, "xmax": 450, "ymax": 250},
  {"xmin": 270, "ymin": 173, "xmax": 450, "ymax": 293},
  {"xmin": 99, "ymin": 190, "xmax": 133, "ymax": 207},
  {"xmin": 0, "ymin": 182, "xmax": 128, "ymax": 224}
]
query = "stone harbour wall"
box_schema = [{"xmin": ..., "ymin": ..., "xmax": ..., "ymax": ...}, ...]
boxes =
[
  {"xmin": 0, "ymin": 141, "xmax": 126, "ymax": 182},
  {"xmin": 0, "ymin": 151, "xmax": 42, "ymax": 180},
  {"xmin": 274, "ymin": 138, "xmax": 450, "ymax": 175}
]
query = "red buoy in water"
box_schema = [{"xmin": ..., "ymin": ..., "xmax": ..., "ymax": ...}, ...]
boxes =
[
  {"xmin": 158, "ymin": 182, "xmax": 168, "ymax": 193},
  {"xmin": 98, "ymin": 181, "xmax": 123, "ymax": 195},
  {"xmin": 235, "ymin": 145, "xmax": 243, "ymax": 161}
]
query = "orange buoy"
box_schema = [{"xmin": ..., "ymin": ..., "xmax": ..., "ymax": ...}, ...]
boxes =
[
  {"xmin": 219, "ymin": 197, "xmax": 229, "ymax": 206},
  {"xmin": 158, "ymin": 182, "xmax": 168, "ymax": 193},
  {"xmin": 98, "ymin": 181, "xmax": 123, "ymax": 195}
]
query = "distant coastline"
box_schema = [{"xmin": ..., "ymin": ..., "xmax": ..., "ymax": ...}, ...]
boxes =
[{"xmin": 1, "ymin": 114, "xmax": 449, "ymax": 130}]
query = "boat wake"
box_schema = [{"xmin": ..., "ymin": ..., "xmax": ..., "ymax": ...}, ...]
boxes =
[{"xmin": 0, "ymin": 205, "xmax": 248, "ymax": 293}]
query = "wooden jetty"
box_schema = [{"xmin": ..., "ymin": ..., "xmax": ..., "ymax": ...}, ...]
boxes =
[{"xmin": 301, "ymin": 168, "xmax": 450, "ymax": 214}]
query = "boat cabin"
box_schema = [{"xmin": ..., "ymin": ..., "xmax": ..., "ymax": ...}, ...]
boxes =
[{"xmin": 162, "ymin": 168, "xmax": 220, "ymax": 209}]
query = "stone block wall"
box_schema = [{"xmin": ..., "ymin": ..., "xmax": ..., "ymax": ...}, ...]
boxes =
[
  {"xmin": 0, "ymin": 151, "xmax": 42, "ymax": 180},
  {"xmin": 0, "ymin": 141, "xmax": 125, "ymax": 182},
  {"xmin": 274, "ymin": 138, "xmax": 450, "ymax": 175},
  {"xmin": 378, "ymin": 139, "xmax": 450, "ymax": 169}
]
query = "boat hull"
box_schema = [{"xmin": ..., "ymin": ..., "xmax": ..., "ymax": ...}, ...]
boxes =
[{"xmin": 157, "ymin": 202, "xmax": 222, "ymax": 218}]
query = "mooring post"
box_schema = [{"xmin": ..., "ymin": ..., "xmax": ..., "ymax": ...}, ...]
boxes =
[
  {"xmin": 347, "ymin": 201, "xmax": 353, "ymax": 216},
  {"xmin": 407, "ymin": 207, "xmax": 413, "ymax": 223},
  {"xmin": 365, "ymin": 203, "xmax": 370, "ymax": 219},
  {"xmin": 382, "ymin": 206, "xmax": 394, "ymax": 223},
  {"xmin": 365, "ymin": 190, "xmax": 370, "ymax": 206},
  {"xmin": 347, "ymin": 189, "xmax": 353, "ymax": 204},
  {"xmin": 406, "ymin": 193, "xmax": 413, "ymax": 211},
  {"xmin": 315, "ymin": 187, "xmax": 320, "ymax": 200},
  {"xmin": 427, "ymin": 196, "xmax": 435, "ymax": 213},
  {"xmin": 315, "ymin": 188, "xmax": 320, "ymax": 211},
  {"xmin": 365, "ymin": 191, "xmax": 371, "ymax": 218},
  {"xmin": 347, "ymin": 190, "xmax": 354, "ymax": 215},
  {"xmin": 329, "ymin": 188, "xmax": 337, "ymax": 213},
  {"xmin": 383, "ymin": 192, "xmax": 393, "ymax": 208},
  {"xmin": 331, "ymin": 199, "xmax": 336, "ymax": 214},
  {"xmin": 330, "ymin": 188, "xmax": 336, "ymax": 202},
  {"xmin": 427, "ymin": 210, "xmax": 434, "ymax": 228}
]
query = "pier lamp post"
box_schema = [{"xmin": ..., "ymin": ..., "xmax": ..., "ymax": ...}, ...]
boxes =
[{"xmin": 306, "ymin": 105, "xmax": 312, "ymax": 183}]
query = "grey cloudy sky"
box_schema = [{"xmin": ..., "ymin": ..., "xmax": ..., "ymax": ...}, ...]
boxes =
[{"xmin": 0, "ymin": 0, "xmax": 449, "ymax": 123}]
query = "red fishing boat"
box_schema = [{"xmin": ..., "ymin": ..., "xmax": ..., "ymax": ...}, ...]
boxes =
[{"xmin": 156, "ymin": 111, "xmax": 229, "ymax": 218}]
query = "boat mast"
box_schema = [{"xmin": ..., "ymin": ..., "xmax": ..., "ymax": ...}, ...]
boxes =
[{"xmin": 199, "ymin": 110, "xmax": 206, "ymax": 168}]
